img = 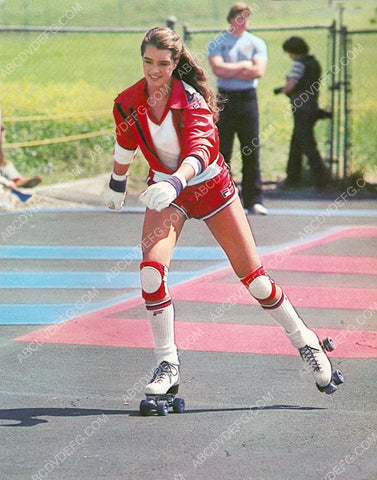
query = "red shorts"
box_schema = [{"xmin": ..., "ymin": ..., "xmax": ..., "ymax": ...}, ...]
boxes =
[{"xmin": 172, "ymin": 157, "xmax": 238, "ymax": 220}]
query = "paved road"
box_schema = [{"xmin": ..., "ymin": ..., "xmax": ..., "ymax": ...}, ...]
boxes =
[{"xmin": 1, "ymin": 188, "xmax": 377, "ymax": 480}]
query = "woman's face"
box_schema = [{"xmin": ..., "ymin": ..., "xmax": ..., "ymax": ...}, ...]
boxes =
[{"xmin": 142, "ymin": 44, "xmax": 178, "ymax": 93}]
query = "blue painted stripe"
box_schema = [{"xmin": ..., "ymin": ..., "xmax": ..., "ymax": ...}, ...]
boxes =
[
  {"xmin": 0, "ymin": 260, "xmax": 230, "ymax": 325},
  {"xmin": 0, "ymin": 304, "xmax": 94, "ymax": 325},
  {"xmin": 0, "ymin": 271, "xmax": 199, "ymax": 289},
  {"xmin": 0, "ymin": 245, "xmax": 135, "ymax": 260},
  {"xmin": 0, "ymin": 245, "xmax": 227, "ymax": 260},
  {"xmin": 0, "ymin": 227, "xmax": 353, "ymax": 325}
]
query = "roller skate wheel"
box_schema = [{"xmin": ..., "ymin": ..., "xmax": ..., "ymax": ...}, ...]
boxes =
[
  {"xmin": 140, "ymin": 399, "xmax": 155, "ymax": 416},
  {"xmin": 172, "ymin": 397, "xmax": 185, "ymax": 414},
  {"xmin": 157, "ymin": 400, "xmax": 169, "ymax": 416},
  {"xmin": 325, "ymin": 383, "xmax": 338, "ymax": 395},
  {"xmin": 332, "ymin": 369, "xmax": 344, "ymax": 385},
  {"xmin": 322, "ymin": 337, "xmax": 335, "ymax": 352}
]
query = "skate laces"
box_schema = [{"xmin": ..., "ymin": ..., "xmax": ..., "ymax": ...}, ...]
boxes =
[
  {"xmin": 299, "ymin": 345, "xmax": 321, "ymax": 372},
  {"xmin": 151, "ymin": 361, "xmax": 178, "ymax": 384}
]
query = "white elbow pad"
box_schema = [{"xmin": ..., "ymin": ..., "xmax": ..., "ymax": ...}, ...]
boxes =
[
  {"xmin": 113, "ymin": 141, "xmax": 136, "ymax": 165},
  {"xmin": 181, "ymin": 156, "xmax": 203, "ymax": 176}
]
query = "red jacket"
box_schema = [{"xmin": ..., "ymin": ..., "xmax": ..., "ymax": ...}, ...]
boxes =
[{"xmin": 113, "ymin": 77, "xmax": 220, "ymax": 175}]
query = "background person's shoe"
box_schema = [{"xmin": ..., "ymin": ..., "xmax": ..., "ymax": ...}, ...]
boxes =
[{"xmin": 249, "ymin": 203, "xmax": 268, "ymax": 215}]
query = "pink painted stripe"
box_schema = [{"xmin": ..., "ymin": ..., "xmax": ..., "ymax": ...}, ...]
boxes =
[
  {"xmin": 172, "ymin": 282, "xmax": 377, "ymax": 310},
  {"xmin": 264, "ymin": 254, "xmax": 377, "ymax": 275},
  {"xmin": 276, "ymin": 226, "xmax": 377, "ymax": 256},
  {"xmin": 340, "ymin": 226, "xmax": 377, "ymax": 237},
  {"xmin": 14, "ymin": 225, "xmax": 377, "ymax": 362},
  {"xmin": 15, "ymin": 318, "xmax": 377, "ymax": 358}
]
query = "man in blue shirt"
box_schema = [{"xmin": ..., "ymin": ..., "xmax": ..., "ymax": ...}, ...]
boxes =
[{"xmin": 208, "ymin": 2, "xmax": 268, "ymax": 214}]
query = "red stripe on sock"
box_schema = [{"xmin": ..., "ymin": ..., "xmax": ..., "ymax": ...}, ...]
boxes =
[{"xmin": 145, "ymin": 298, "xmax": 172, "ymax": 311}]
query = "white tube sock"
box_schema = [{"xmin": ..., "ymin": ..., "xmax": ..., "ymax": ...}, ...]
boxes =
[
  {"xmin": 147, "ymin": 304, "xmax": 179, "ymax": 365},
  {"xmin": 264, "ymin": 295, "xmax": 308, "ymax": 335}
]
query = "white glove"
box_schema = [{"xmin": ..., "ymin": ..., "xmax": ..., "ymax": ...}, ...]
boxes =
[
  {"xmin": 104, "ymin": 174, "xmax": 127, "ymax": 211},
  {"xmin": 139, "ymin": 175, "xmax": 186, "ymax": 212}
]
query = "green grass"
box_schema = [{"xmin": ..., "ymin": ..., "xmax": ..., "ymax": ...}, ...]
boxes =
[
  {"xmin": 1, "ymin": 0, "xmax": 376, "ymax": 30},
  {"xmin": 0, "ymin": 0, "xmax": 376, "ymax": 189}
]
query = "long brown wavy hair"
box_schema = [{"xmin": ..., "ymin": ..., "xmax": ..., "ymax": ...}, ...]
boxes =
[{"xmin": 141, "ymin": 27, "xmax": 219, "ymax": 122}]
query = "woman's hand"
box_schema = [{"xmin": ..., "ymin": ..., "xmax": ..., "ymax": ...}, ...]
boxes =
[
  {"xmin": 104, "ymin": 174, "xmax": 127, "ymax": 211},
  {"xmin": 139, "ymin": 175, "xmax": 185, "ymax": 212}
]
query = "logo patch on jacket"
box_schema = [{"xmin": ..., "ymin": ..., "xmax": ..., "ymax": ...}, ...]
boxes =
[{"xmin": 185, "ymin": 90, "xmax": 200, "ymax": 109}]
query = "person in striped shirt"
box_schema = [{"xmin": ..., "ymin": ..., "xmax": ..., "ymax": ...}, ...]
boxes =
[{"xmin": 279, "ymin": 36, "xmax": 330, "ymax": 191}]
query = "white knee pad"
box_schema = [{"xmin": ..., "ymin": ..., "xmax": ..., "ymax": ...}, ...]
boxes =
[
  {"xmin": 241, "ymin": 265, "xmax": 279, "ymax": 305},
  {"xmin": 248, "ymin": 274, "xmax": 274, "ymax": 300},
  {"xmin": 140, "ymin": 265, "xmax": 163, "ymax": 294},
  {"xmin": 140, "ymin": 260, "xmax": 170, "ymax": 309}
]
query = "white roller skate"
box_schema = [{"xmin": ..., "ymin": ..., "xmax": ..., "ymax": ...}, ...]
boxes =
[
  {"xmin": 140, "ymin": 361, "xmax": 185, "ymax": 416},
  {"xmin": 287, "ymin": 329, "xmax": 344, "ymax": 394}
]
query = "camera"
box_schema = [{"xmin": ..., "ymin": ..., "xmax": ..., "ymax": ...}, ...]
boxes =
[{"xmin": 316, "ymin": 108, "xmax": 333, "ymax": 119}]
